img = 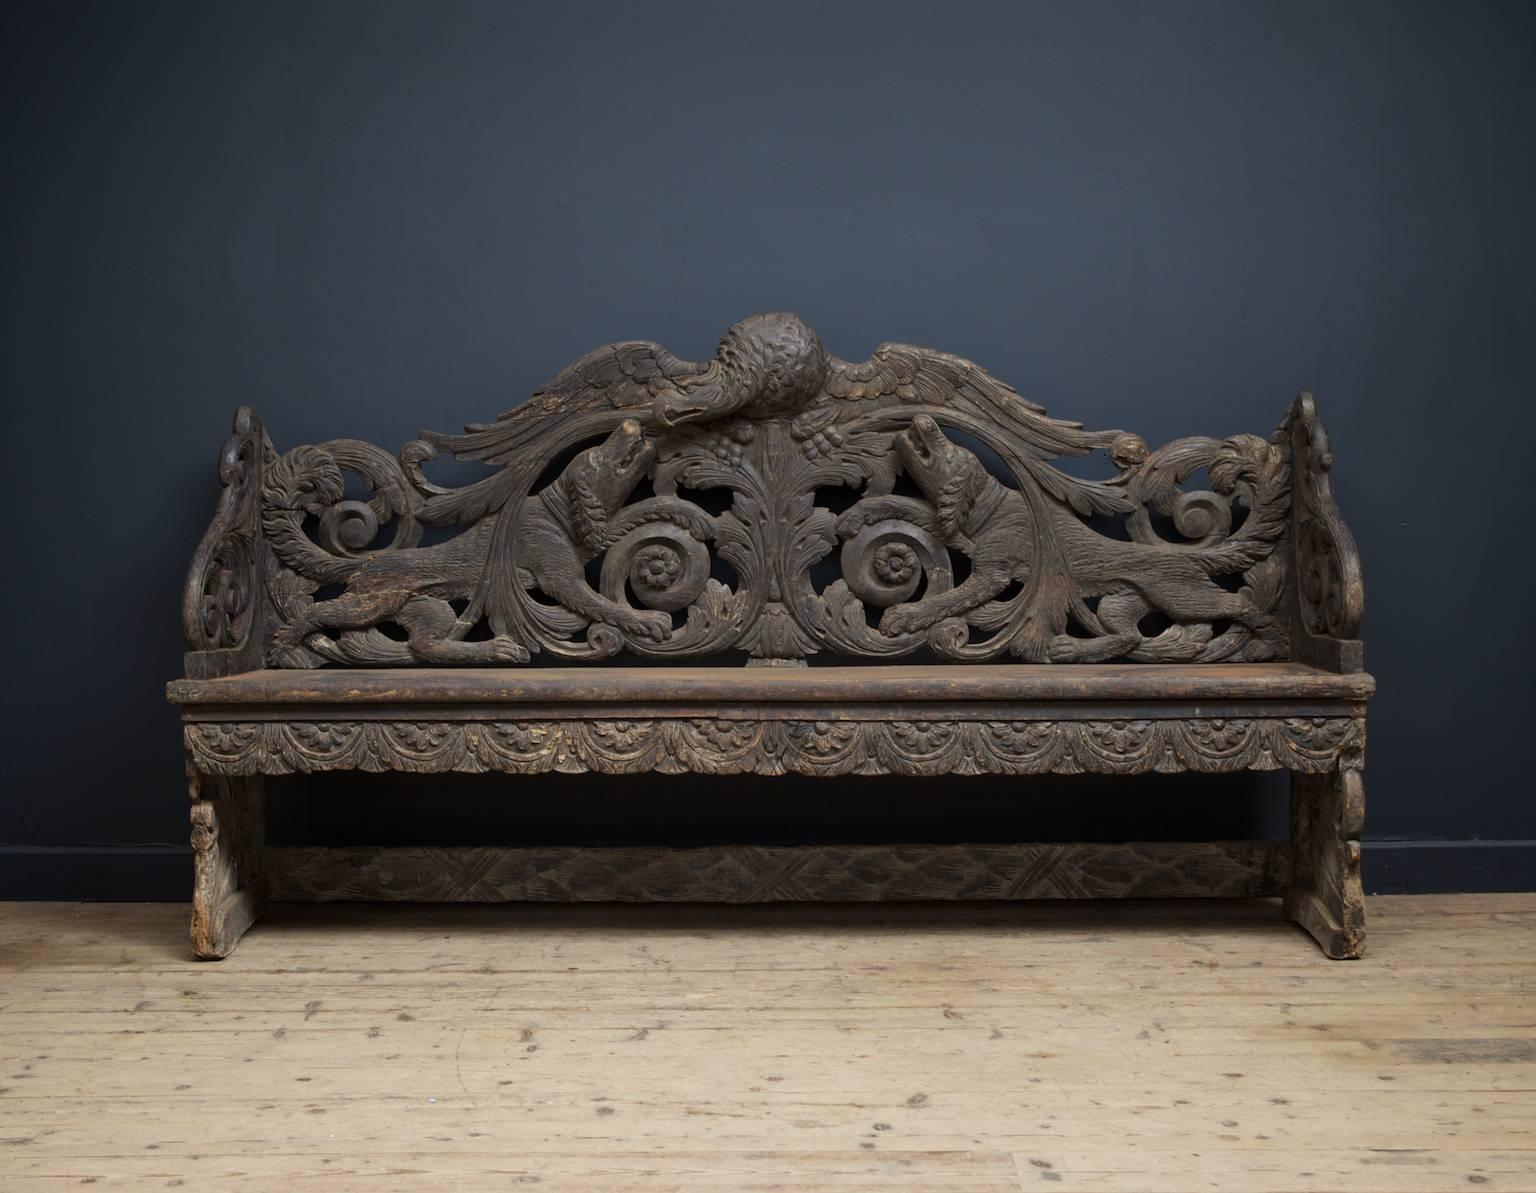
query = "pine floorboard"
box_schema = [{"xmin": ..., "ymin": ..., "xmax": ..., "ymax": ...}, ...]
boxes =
[{"xmin": 1, "ymin": 895, "xmax": 1533, "ymax": 1191}]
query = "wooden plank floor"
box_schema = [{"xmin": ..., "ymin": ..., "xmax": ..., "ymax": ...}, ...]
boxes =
[{"xmin": 1, "ymin": 896, "xmax": 1533, "ymax": 1192}]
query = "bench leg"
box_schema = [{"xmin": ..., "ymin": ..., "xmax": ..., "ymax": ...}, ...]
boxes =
[
  {"xmin": 189, "ymin": 767, "xmax": 267, "ymax": 960},
  {"xmin": 1284, "ymin": 766, "xmax": 1365, "ymax": 959}
]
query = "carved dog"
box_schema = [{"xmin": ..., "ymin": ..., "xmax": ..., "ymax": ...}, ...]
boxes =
[
  {"xmin": 265, "ymin": 420, "xmax": 667, "ymax": 664},
  {"xmin": 881, "ymin": 415, "xmax": 1285, "ymax": 661}
]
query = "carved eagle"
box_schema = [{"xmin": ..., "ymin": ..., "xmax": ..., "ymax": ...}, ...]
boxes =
[{"xmin": 424, "ymin": 312, "xmax": 1129, "ymax": 519}]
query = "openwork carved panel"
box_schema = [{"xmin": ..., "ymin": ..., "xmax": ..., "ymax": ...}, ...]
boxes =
[
  {"xmin": 185, "ymin": 715, "xmax": 1364, "ymax": 778},
  {"xmin": 182, "ymin": 408, "xmax": 271, "ymax": 678},
  {"xmin": 180, "ymin": 313, "xmax": 1365, "ymax": 668}
]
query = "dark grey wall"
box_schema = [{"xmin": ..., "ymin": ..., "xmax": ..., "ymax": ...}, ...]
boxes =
[{"xmin": 3, "ymin": 0, "xmax": 1533, "ymax": 896}]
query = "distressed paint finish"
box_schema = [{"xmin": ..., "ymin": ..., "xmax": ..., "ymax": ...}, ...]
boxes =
[{"xmin": 171, "ymin": 314, "xmax": 1370, "ymax": 959}]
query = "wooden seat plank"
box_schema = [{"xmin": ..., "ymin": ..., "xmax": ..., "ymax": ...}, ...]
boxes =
[{"xmin": 169, "ymin": 662, "xmax": 1374, "ymax": 706}]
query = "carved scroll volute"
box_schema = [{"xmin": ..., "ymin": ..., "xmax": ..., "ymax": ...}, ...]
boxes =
[
  {"xmin": 818, "ymin": 506, "xmax": 957, "ymax": 657},
  {"xmin": 1286, "ymin": 393, "xmax": 1365, "ymax": 671},
  {"xmin": 842, "ymin": 519, "xmax": 951, "ymax": 608},
  {"xmin": 183, "ymin": 407, "xmax": 271, "ymax": 678},
  {"xmin": 601, "ymin": 523, "xmax": 711, "ymax": 614}
]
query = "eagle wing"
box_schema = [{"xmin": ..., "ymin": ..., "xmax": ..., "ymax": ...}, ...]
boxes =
[
  {"xmin": 414, "ymin": 341, "xmax": 711, "ymax": 524},
  {"xmin": 425, "ymin": 340, "xmax": 711, "ymax": 466},
  {"xmin": 820, "ymin": 343, "xmax": 1131, "ymax": 515}
]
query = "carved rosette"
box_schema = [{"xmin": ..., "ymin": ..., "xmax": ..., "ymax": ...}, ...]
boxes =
[
  {"xmin": 841, "ymin": 521, "xmax": 951, "ymax": 608},
  {"xmin": 602, "ymin": 525, "xmax": 709, "ymax": 612},
  {"xmin": 186, "ymin": 716, "xmax": 1364, "ymax": 778}
]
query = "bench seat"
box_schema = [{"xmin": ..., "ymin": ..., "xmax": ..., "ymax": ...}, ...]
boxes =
[
  {"xmin": 172, "ymin": 663, "xmax": 1370, "ymax": 779},
  {"xmin": 170, "ymin": 662, "xmax": 1374, "ymax": 709},
  {"xmin": 171, "ymin": 661, "xmax": 1371, "ymax": 962}
]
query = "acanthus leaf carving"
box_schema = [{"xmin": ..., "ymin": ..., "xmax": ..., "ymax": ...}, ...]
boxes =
[{"xmin": 185, "ymin": 716, "xmax": 1364, "ymax": 779}]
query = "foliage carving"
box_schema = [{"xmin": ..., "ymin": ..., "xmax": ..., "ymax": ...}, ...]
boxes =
[{"xmin": 204, "ymin": 312, "xmax": 1342, "ymax": 666}]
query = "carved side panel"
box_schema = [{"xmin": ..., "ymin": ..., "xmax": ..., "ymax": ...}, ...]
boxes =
[
  {"xmin": 1286, "ymin": 393, "xmax": 1365, "ymax": 671},
  {"xmin": 182, "ymin": 407, "xmax": 271, "ymax": 678}
]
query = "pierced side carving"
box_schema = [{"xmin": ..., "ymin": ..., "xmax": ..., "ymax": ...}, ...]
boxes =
[
  {"xmin": 1287, "ymin": 392, "xmax": 1364, "ymax": 642},
  {"xmin": 262, "ymin": 420, "xmax": 710, "ymax": 665},
  {"xmin": 878, "ymin": 415, "xmax": 1290, "ymax": 662},
  {"xmin": 185, "ymin": 716, "xmax": 1364, "ymax": 777},
  {"xmin": 182, "ymin": 407, "xmax": 272, "ymax": 676},
  {"xmin": 235, "ymin": 313, "xmax": 1328, "ymax": 666}
]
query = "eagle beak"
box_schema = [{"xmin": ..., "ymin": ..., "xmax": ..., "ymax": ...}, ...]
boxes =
[{"xmin": 655, "ymin": 382, "xmax": 720, "ymax": 428}]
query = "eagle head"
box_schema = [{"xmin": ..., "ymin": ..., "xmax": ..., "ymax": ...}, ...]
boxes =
[{"xmin": 656, "ymin": 312, "xmax": 829, "ymax": 426}]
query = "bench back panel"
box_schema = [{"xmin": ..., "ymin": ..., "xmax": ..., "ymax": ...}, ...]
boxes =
[{"xmin": 182, "ymin": 314, "xmax": 1363, "ymax": 676}]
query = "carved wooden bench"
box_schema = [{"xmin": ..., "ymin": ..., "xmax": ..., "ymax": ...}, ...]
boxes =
[{"xmin": 167, "ymin": 313, "xmax": 1372, "ymax": 960}]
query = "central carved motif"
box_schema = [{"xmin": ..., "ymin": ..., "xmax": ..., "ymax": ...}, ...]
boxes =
[{"xmin": 257, "ymin": 312, "xmax": 1293, "ymax": 665}]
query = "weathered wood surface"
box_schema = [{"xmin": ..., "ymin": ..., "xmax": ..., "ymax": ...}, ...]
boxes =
[
  {"xmin": 180, "ymin": 315, "xmax": 1366, "ymax": 670},
  {"xmin": 169, "ymin": 661, "xmax": 1375, "ymax": 705},
  {"xmin": 2, "ymin": 896, "xmax": 1532, "ymax": 1191},
  {"xmin": 188, "ymin": 770, "xmax": 266, "ymax": 960},
  {"xmin": 1286, "ymin": 393, "xmax": 1367, "ymax": 673},
  {"xmin": 185, "ymin": 715, "xmax": 1364, "ymax": 777},
  {"xmin": 181, "ymin": 408, "xmax": 269, "ymax": 679},
  {"xmin": 267, "ymin": 841, "xmax": 1293, "ymax": 903},
  {"xmin": 1286, "ymin": 767, "xmax": 1368, "ymax": 958}
]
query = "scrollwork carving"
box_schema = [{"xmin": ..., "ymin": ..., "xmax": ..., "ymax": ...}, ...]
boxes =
[
  {"xmin": 601, "ymin": 523, "xmax": 710, "ymax": 613},
  {"xmin": 818, "ymin": 502, "xmax": 956, "ymax": 657},
  {"xmin": 227, "ymin": 313, "xmax": 1349, "ymax": 667},
  {"xmin": 193, "ymin": 537, "xmax": 256, "ymax": 650},
  {"xmin": 182, "ymin": 407, "xmax": 270, "ymax": 673},
  {"xmin": 876, "ymin": 415, "xmax": 1291, "ymax": 662}
]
